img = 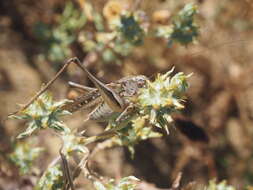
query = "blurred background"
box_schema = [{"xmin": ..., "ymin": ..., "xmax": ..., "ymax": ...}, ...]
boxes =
[{"xmin": 1, "ymin": 0, "xmax": 253, "ymax": 189}]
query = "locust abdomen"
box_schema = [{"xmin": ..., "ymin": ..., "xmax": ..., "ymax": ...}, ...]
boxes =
[{"xmin": 88, "ymin": 102, "xmax": 117, "ymax": 121}]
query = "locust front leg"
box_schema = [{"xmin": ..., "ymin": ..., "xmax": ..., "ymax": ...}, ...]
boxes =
[{"xmin": 115, "ymin": 103, "xmax": 136, "ymax": 123}]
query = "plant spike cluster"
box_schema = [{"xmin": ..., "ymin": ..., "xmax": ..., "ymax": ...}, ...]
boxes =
[
  {"xmin": 8, "ymin": 1, "xmax": 202, "ymax": 189},
  {"xmin": 9, "ymin": 140, "xmax": 44, "ymax": 175},
  {"xmin": 155, "ymin": 3, "xmax": 199, "ymax": 46},
  {"xmin": 34, "ymin": 2, "xmax": 199, "ymax": 64},
  {"xmin": 9, "ymin": 66, "xmax": 191, "ymax": 189},
  {"xmin": 9, "ymin": 92, "xmax": 72, "ymax": 138}
]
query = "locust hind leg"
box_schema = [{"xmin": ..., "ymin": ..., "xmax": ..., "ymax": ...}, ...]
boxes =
[
  {"xmin": 68, "ymin": 81, "xmax": 96, "ymax": 92},
  {"xmin": 8, "ymin": 59, "xmax": 73, "ymax": 117},
  {"xmin": 7, "ymin": 57, "xmax": 88, "ymax": 117},
  {"xmin": 8, "ymin": 56, "xmax": 125, "ymax": 117},
  {"xmin": 70, "ymin": 58, "xmax": 126, "ymax": 113}
]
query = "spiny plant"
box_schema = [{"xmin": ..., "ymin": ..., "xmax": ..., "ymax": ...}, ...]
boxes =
[
  {"xmin": 8, "ymin": 1, "xmax": 202, "ymax": 189},
  {"xmin": 34, "ymin": 1, "xmax": 199, "ymax": 64},
  {"xmin": 9, "ymin": 68, "xmax": 190, "ymax": 189}
]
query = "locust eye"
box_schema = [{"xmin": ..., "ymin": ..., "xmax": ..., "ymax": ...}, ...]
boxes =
[
  {"xmin": 137, "ymin": 77, "xmax": 147, "ymax": 88},
  {"xmin": 137, "ymin": 81, "xmax": 145, "ymax": 87}
]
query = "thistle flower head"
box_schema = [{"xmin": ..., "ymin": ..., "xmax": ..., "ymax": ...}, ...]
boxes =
[
  {"xmin": 10, "ymin": 92, "xmax": 72, "ymax": 138},
  {"xmin": 137, "ymin": 67, "xmax": 191, "ymax": 133}
]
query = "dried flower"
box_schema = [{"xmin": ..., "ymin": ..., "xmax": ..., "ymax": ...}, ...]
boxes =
[
  {"xmin": 152, "ymin": 10, "xmax": 171, "ymax": 25},
  {"xmin": 103, "ymin": 0, "xmax": 124, "ymax": 21}
]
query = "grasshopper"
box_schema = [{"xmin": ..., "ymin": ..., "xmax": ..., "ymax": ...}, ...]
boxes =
[
  {"xmin": 8, "ymin": 57, "xmax": 147, "ymax": 124},
  {"xmin": 65, "ymin": 74, "xmax": 147, "ymax": 122},
  {"xmin": 7, "ymin": 57, "xmax": 209, "ymax": 190},
  {"xmin": 8, "ymin": 57, "xmax": 208, "ymax": 142}
]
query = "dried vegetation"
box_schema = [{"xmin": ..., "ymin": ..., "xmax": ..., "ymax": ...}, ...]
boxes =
[{"xmin": 1, "ymin": 0, "xmax": 253, "ymax": 189}]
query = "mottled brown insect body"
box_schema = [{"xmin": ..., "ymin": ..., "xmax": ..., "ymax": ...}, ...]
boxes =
[{"xmin": 64, "ymin": 75, "xmax": 148, "ymax": 121}]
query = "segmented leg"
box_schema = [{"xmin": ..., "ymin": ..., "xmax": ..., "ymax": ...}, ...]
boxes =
[
  {"xmin": 70, "ymin": 58, "xmax": 125, "ymax": 112},
  {"xmin": 8, "ymin": 57, "xmax": 125, "ymax": 116},
  {"xmin": 60, "ymin": 149, "xmax": 75, "ymax": 190},
  {"xmin": 115, "ymin": 104, "xmax": 136, "ymax": 123},
  {"xmin": 8, "ymin": 60, "xmax": 73, "ymax": 116},
  {"xmin": 68, "ymin": 81, "xmax": 96, "ymax": 92}
]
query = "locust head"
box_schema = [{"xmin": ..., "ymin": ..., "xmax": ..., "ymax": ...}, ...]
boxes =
[
  {"xmin": 133, "ymin": 75, "xmax": 148, "ymax": 88},
  {"xmin": 117, "ymin": 75, "xmax": 148, "ymax": 97}
]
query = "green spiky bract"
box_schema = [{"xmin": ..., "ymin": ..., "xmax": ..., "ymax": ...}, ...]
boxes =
[{"xmin": 10, "ymin": 92, "xmax": 72, "ymax": 139}]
